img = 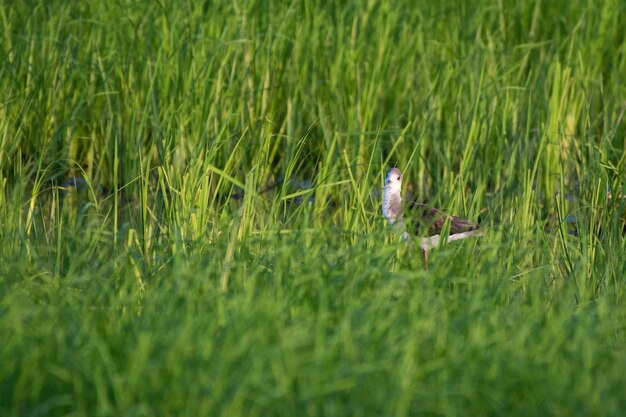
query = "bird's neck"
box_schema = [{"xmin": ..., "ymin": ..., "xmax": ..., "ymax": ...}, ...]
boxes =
[{"xmin": 382, "ymin": 185, "xmax": 403, "ymax": 224}]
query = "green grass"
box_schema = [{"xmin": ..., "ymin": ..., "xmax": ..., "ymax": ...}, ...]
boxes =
[{"xmin": 2, "ymin": 0, "xmax": 626, "ymax": 415}]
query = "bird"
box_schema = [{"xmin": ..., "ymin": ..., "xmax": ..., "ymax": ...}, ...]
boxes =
[{"xmin": 382, "ymin": 167, "xmax": 483, "ymax": 267}]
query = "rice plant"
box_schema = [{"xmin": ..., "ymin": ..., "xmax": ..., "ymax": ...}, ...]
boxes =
[{"xmin": 1, "ymin": 0, "xmax": 626, "ymax": 416}]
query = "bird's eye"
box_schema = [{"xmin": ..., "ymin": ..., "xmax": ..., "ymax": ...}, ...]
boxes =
[{"xmin": 397, "ymin": 176, "xmax": 400, "ymax": 180}]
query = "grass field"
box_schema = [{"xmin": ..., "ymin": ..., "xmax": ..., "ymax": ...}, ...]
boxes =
[{"xmin": 2, "ymin": 0, "xmax": 626, "ymax": 415}]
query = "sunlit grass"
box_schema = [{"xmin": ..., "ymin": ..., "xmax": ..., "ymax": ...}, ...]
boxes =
[{"xmin": 1, "ymin": 0, "xmax": 626, "ymax": 416}]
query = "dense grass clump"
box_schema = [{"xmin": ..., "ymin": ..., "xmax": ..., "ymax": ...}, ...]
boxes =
[{"xmin": 1, "ymin": 0, "xmax": 626, "ymax": 416}]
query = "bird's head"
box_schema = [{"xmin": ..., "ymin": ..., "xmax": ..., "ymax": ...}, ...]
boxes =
[{"xmin": 384, "ymin": 167, "xmax": 403, "ymax": 191}]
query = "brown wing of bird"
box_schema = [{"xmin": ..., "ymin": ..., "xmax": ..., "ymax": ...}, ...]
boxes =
[{"xmin": 406, "ymin": 202, "xmax": 479, "ymax": 236}]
